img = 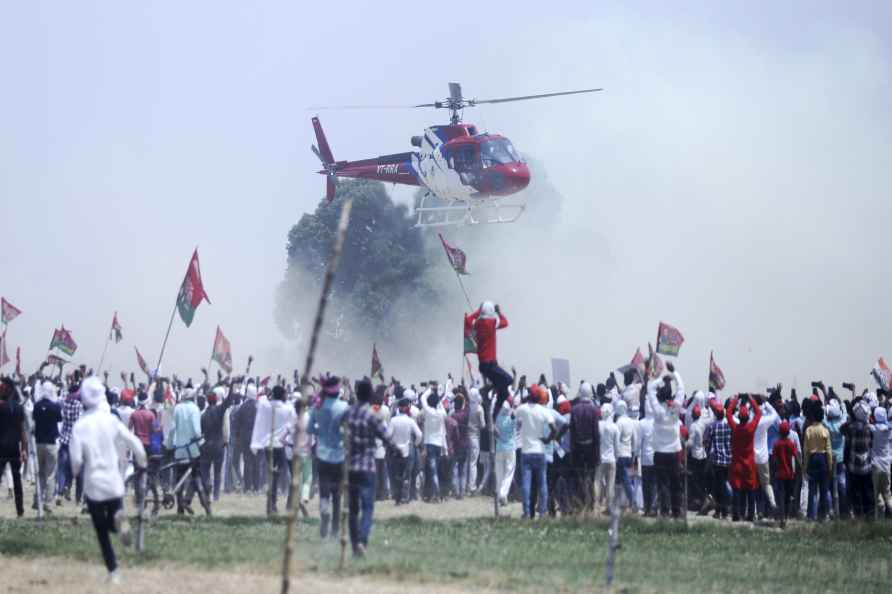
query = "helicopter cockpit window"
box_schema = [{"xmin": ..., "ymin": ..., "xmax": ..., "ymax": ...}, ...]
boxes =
[
  {"xmin": 480, "ymin": 139, "xmax": 521, "ymax": 167},
  {"xmin": 447, "ymin": 146, "xmax": 477, "ymax": 172}
]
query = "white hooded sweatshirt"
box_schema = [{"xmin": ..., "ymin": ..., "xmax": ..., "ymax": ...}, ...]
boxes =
[{"xmin": 70, "ymin": 377, "xmax": 147, "ymax": 501}]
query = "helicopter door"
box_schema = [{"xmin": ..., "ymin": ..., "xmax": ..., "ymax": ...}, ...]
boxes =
[{"xmin": 446, "ymin": 145, "xmax": 479, "ymax": 187}]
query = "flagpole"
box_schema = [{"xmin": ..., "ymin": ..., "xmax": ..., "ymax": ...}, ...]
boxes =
[
  {"xmin": 155, "ymin": 301, "xmax": 179, "ymax": 375},
  {"xmin": 281, "ymin": 197, "xmax": 354, "ymax": 594},
  {"xmin": 97, "ymin": 331, "xmax": 112, "ymax": 375}
]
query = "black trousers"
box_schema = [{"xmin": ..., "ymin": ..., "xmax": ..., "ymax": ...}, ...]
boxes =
[
  {"xmin": 236, "ymin": 442, "xmax": 259, "ymax": 492},
  {"xmin": 711, "ymin": 464, "xmax": 730, "ymax": 516},
  {"xmin": 318, "ymin": 460, "xmax": 343, "ymax": 538},
  {"xmin": 848, "ymin": 472, "xmax": 874, "ymax": 518},
  {"xmin": 86, "ymin": 497, "xmax": 122, "ymax": 572},
  {"xmin": 688, "ymin": 456, "xmax": 707, "ymax": 508},
  {"xmin": 0, "ymin": 457, "xmax": 23, "ymax": 516},
  {"xmin": 642, "ymin": 465, "xmax": 657, "ymax": 514},
  {"xmin": 654, "ymin": 452, "xmax": 682, "ymax": 517},
  {"xmin": 267, "ymin": 448, "xmax": 288, "ymax": 512},
  {"xmin": 573, "ymin": 446, "xmax": 598, "ymax": 511},
  {"xmin": 775, "ymin": 479, "xmax": 796, "ymax": 523},
  {"xmin": 201, "ymin": 445, "xmax": 225, "ymax": 501},
  {"xmin": 389, "ymin": 454, "xmax": 410, "ymax": 503}
]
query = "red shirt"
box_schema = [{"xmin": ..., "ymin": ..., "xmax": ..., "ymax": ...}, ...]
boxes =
[
  {"xmin": 466, "ymin": 308, "xmax": 508, "ymax": 363},
  {"xmin": 771, "ymin": 437, "xmax": 798, "ymax": 481},
  {"xmin": 726, "ymin": 400, "xmax": 761, "ymax": 491}
]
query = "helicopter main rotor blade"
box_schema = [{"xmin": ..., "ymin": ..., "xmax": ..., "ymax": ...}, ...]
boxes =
[
  {"xmin": 472, "ymin": 88, "xmax": 603, "ymax": 105},
  {"xmin": 307, "ymin": 104, "xmax": 420, "ymax": 111}
]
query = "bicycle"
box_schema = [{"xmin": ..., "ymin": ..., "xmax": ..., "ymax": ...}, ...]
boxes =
[{"xmin": 156, "ymin": 437, "xmax": 212, "ymax": 517}]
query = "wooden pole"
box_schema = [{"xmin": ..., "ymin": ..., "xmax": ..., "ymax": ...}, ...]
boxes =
[
  {"xmin": 154, "ymin": 300, "xmax": 179, "ymax": 375},
  {"xmin": 96, "ymin": 322, "xmax": 112, "ymax": 375},
  {"xmin": 280, "ymin": 198, "xmax": 354, "ymax": 594},
  {"xmin": 338, "ymin": 419, "xmax": 351, "ymax": 571}
]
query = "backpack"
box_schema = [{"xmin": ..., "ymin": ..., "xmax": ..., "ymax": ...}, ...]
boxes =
[{"xmin": 148, "ymin": 411, "xmax": 164, "ymax": 456}]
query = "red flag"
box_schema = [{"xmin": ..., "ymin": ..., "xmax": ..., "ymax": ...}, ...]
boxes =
[
  {"xmin": 211, "ymin": 326, "xmax": 233, "ymax": 374},
  {"xmin": 260, "ymin": 376, "xmax": 271, "ymax": 388},
  {"xmin": 176, "ymin": 249, "xmax": 211, "ymax": 327},
  {"xmin": 647, "ymin": 342, "xmax": 665, "ymax": 379},
  {"xmin": 1, "ymin": 298, "xmax": 22, "ymax": 324},
  {"xmin": 110, "ymin": 312, "xmax": 123, "ymax": 344},
  {"xmin": 617, "ymin": 347, "xmax": 646, "ymax": 380},
  {"xmin": 15, "ymin": 346, "xmax": 21, "ymax": 376},
  {"xmin": 438, "ymin": 233, "xmax": 470, "ymax": 275},
  {"xmin": 709, "ymin": 351, "xmax": 726, "ymax": 391},
  {"xmin": 656, "ymin": 321, "xmax": 684, "ymax": 356},
  {"xmin": 135, "ymin": 346, "xmax": 150, "ymax": 376}
]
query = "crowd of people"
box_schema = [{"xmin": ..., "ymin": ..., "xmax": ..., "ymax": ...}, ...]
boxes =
[{"xmin": 1, "ymin": 302, "xmax": 890, "ymax": 584}]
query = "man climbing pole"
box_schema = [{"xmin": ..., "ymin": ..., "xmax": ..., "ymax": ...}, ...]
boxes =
[{"xmin": 465, "ymin": 301, "xmax": 512, "ymax": 417}]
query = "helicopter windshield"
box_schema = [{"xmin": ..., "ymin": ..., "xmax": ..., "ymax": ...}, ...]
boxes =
[{"xmin": 480, "ymin": 138, "xmax": 521, "ymax": 167}]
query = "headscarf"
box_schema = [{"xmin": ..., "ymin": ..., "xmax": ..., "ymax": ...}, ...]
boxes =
[
  {"xmin": 80, "ymin": 377, "xmax": 106, "ymax": 410},
  {"xmin": 614, "ymin": 399, "xmax": 627, "ymax": 418},
  {"xmin": 577, "ymin": 382, "xmax": 594, "ymax": 401},
  {"xmin": 480, "ymin": 301, "xmax": 498, "ymax": 319}
]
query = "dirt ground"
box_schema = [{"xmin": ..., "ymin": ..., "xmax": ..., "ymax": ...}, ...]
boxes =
[
  {"xmin": 0, "ymin": 481, "xmax": 512, "ymax": 521},
  {"xmin": 1, "ymin": 556, "xmax": 490, "ymax": 594}
]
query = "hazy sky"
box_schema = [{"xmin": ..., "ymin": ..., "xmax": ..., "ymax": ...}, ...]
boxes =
[{"xmin": 1, "ymin": 2, "xmax": 890, "ymax": 392}]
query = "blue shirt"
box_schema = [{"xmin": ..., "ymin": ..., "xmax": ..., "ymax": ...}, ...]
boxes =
[
  {"xmin": 309, "ymin": 397, "xmax": 349, "ymax": 464},
  {"xmin": 495, "ymin": 409, "xmax": 516, "ymax": 453}
]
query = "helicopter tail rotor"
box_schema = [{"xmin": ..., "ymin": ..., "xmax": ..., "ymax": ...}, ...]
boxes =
[{"xmin": 311, "ymin": 116, "xmax": 337, "ymax": 201}]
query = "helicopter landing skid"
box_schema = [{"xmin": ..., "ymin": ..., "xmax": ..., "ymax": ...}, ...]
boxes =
[{"xmin": 414, "ymin": 196, "xmax": 526, "ymax": 228}]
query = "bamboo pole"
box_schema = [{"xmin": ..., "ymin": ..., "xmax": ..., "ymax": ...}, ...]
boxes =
[
  {"xmin": 280, "ymin": 198, "xmax": 354, "ymax": 594},
  {"xmin": 338, "ymin": 419, "xmax": 351, "ymax": 571}
]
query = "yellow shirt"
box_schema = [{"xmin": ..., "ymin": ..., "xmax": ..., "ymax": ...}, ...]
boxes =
[{"xmin": 803, "ymin": 423, "xmax": 832, "ymax": 466}]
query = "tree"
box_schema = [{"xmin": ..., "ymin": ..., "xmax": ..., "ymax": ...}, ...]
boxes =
[{"xmin": 275, "ymin": 179, "xmax": 432, "ymax": 347}]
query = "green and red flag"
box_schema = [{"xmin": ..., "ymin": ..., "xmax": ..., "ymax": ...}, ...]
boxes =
[
  {"xmin": 1, "ymin": 298, "xmax": 22, "ymax": 324},
  {"xmin": 135, "ymin": 346, "xmax": 150, "ymax": 376},
  {"xmin": 211, "ymin": 326, "xmax": 233, "ymax": 374},
  {"xmin": 709, "ymin": 351, "xmax": 726, "ymax": 391},
  {"xmin": 463, "ymin": 315, "xmax": 477, "ymax": 355},
  {"xmin": 110, "ymin": 312, "xmax": 123, "ymax": 344},
  {"xmin": 647, "ymin": 342, "xmax": 665, "ymax": 379},
  {"xmin": 371, "ymin": 343, "xmax": 384, "ymax": 381},
  {"xmin": 49, "ymin": 326, "xmax": 78, "ymax": 357},
  {"xmin": 439, "ymin": 233, "xmax": 469, "ymax": 275},
  {"xmin": 176, "ymin": 249, "xmax": 211, "ymax": 328},
  {"xmin": 656, "ymin": 321, "xmax": 684, "ymax": 356}
]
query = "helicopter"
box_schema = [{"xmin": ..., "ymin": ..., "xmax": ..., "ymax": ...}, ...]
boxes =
[{"xmin": 311, "ymin": 83, "xmax": 602, "ymax": 228}]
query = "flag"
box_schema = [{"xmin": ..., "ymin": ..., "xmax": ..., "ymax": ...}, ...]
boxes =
[
  {"xmin": 873, "ymin": 357, "xmax": 892, "ymax": 390},
  {"xmin": 709, "ymin": 351, "xmax": 726, "ymax": 391},
  {"xmin": 135, "ymin": 347, "xmax": 150, "ymax": 376},
  {"xmin": 617, "ymin": 347, "xmax": 646, "ymax": 380},
  {"xmin": 211, "ymin": 326, "xmax": 233, "ymax": 374},
  {"xmin": 656, "ymin": 321, "xmax": 684, "ymax": 356},
  {"xmin": 647, "ymin": 342, "xmax": 664, "ymax": 379},
  {"xmin": 49, "ymin": 326, "xmax": 77, "ymax": 356},
  {"xmin": 176, "ymin": 249, "xmax": 211, "ymax": 328},
  {"xmin": 438, "ymin": 233, "xmax": 469, "ymax": 275},
  {"xmin": 260, "ymin": 376, "xmax": 271, "ymax": 388},
  {"xmin": 0, "ymin": 333, "xmax": 8, "ymax": 368},
  {"xmin": 46, "ymin": 353, "xmax": 68, "ymax": 367},
  {"xmin": 110, "ymin": 312, "xmax": 123, "ymax": 344},
  {"xmin": 1, "ymin": 298, "xmax": 22, "ymax": 324},
  {"xmin": 15, "ymin": 346, "xmax": 21, "ymax": 376},
  {"xmin": 463, "ymin": 315, "xmax": 477, "ymax": 355},
  {"xmin": 371, "ymin": 343, "xmax": 384, "ymax": 381}
]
